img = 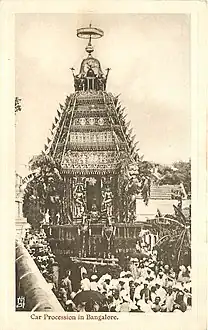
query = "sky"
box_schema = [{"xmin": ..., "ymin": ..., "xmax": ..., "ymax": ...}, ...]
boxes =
[{"xmin": 15, "ymin": 13, "xmax": 190, "ymax": 177}]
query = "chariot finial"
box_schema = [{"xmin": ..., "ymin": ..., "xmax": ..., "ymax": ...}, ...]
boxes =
[{"xmin": 77, "ymin": 24, "xmax": 104, "ymax": 56}]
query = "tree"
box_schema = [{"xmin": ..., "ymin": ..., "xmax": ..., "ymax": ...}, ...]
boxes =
[
  {"xmin": 137, "ymin": 160, "xmax": 154, "ymax": 177},
  {"xmin": 152, "ymin": 205, "xmax": 191, "ymax": 268},
  {"xmin": 157, "ymin": 160, "xmax": 191, "ymax": 197},
  {"xmin": 23, "ymin": 153, "xmax": 64, "ymax": 229},
  {"xmin": 172, "ymin": 160, "xmax": 191, "ymax": 195}
]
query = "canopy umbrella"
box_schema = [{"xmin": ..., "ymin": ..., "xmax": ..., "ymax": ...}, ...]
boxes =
[{"xmin": 73, "ymin": 290, "xmax": 106, "ymax": 306}]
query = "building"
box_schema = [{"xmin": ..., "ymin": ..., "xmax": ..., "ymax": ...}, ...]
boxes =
[
  {"xmin": 15, "ymin": 173, "xmax": 28, "ymax": 240},
  {"xmin": 136, "ymin": 183, "xmax": 190, "ymax": 221}
]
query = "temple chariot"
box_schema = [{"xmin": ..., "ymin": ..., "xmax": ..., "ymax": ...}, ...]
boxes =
[{"xmin": 43, "ymin": 25, "xmax": 154, "ymax": 261}]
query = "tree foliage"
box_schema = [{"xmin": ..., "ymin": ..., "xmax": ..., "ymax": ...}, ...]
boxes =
[
  {"xmin": 157, "ymin": 159, "xmax": 191, "ymax": 196},
  {"xmin": 137, "ymin": 160, "xmax": 154, "ymax": 177},
  {"xmin": 151, "ymin": 205, "xmax": 191, "ymax": 268},
  {"xmin": 23, "ymin": 154, "xmax": 64, "ymax": 229},
  {"xmin": 135, "ymin": 158, "xmax": 191, "ymax": 197}
]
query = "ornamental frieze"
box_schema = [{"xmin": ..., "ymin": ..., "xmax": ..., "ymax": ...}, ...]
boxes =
[
  {"xmin": 62, "ymin": 163, "xmax": 119, "ymax": 170},
  {"xmin": 72, "ymin": 117, "xmax": 108, "ymax": 126},
  {"xmin": 70, "ymin": 143, "xmax": 126, "ymax": 151},
  {"xmin": 76, "ymin": 98, "xmax": 104, "ymax": 105},
  {"xmin": 69, "ymin": 131, "xmax": 114, "ymax": 143},
  {"xmin": 69, "ymin": 125, "xmax": 110, "ymax": 132},
  {"xmin": 73, "ymin": 110, "xmax": 106, "ymax": 118},
  {"xmin": 69, "ymin": 144, "xmax": 125, "ymax": 152},
  {"xmin": 74, "ymin": 104, "xmax": 105, "ymax": 111},
  {"xmin": 62, "ymin": 169, "xmax": 119, "ymax": 176},
  {"xmin": 62, "ymin": 151, "xmax": 120, "ymax": 170},
  {"xmin": 76, "ymin": 90, "xmax": 104, "ymax": 98}
]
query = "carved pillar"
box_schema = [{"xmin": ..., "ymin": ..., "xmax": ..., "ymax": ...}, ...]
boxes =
[
  {"xmin": 113, "ymin": 175, "xmax": 119, "ymax": 222},
  {"xmin": 63, "ymin": 175, "xmax": 72, "ymax": 223}
]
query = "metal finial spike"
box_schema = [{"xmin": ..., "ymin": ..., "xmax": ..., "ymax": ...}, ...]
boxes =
[{"xmin": 77, "ymin": 25, "xmax": 104, "ymax": 55}]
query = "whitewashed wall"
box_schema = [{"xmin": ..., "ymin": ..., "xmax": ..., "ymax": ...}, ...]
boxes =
[{"xmin": 136, "ymin": 198, "xmax": 179, "ymax": 222}]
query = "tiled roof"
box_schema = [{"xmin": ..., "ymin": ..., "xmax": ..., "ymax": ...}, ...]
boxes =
[{"xmin": 138, "ymin": 184, "xmax": 184, "ymax": 200}]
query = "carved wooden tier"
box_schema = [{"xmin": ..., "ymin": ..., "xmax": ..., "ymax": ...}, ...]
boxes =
[
  {"xmin": 44, "ymin": 222, "xmax": 155, "ymax": 259},
  {"xmin": 45, "ymin": 26, "xmax": 139, "ymax": 225}
]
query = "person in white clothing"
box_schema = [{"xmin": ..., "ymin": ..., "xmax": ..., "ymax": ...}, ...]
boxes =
[
  {"xmin": 133, "ymin": 279, "xmax": 142, "ymax": 302},
  {"xmin": 165, "ymin": 287, "xmax": 175, "ymax": 312},
  {"xmin": 118, "ymin": 278, "xmax": 126, "ymax": 293},
  {"xmin": 155, "ymin": 283, "xmax": 167, "ymax": 304},
  {"xmin": 80, "ymin": 266, "xmax": 87, "ymax": 279},
  {"xmin": 110, "ymin": 289, "xmax": 122, "ymax": 311},
  {"xmin": 80, "ymin": 273, "xmax": 90, "ymax": 291},
  {"xmin": 119, "ymin": 290, "xmax": 131, "ymax": 312},
  {"xmin": 150, "ymin": 285, "xmax": 157, "ymax": 303},
  {"xmin": 109, "ymin": 278, "xmax": 119, "ymax": 291},
  {"xmin": 90, "ymin": 274, "xmax": 99, "ymax": 291},
  {"xmin": 102, "ymin": 274, "xmax": 112, "ymax": 293},
  {"xmin": 156, "ymin": 271, "xmax": 167, "ymax": 287}
]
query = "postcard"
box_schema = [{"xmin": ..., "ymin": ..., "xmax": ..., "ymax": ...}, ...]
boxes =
[{"xmin": 0, "ymin": 1, "xmax": 207, "ymax": 330}]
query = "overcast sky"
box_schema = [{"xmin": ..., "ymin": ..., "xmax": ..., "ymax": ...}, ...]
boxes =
[{"xmin": 15, "ymin": 13, "xmax": 190, "ymax": 177}]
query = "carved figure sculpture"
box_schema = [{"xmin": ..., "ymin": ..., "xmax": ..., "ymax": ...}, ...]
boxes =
[
  {"xmin": 73, "ymin": 183, "xmax": 86, "ymax": 217},
  {"xmin": 102, "ymin": 187, "xmax": 113, "ymax": 217}
]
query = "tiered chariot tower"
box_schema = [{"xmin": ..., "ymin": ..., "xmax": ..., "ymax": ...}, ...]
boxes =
[{"xmin": 45, "ymin": 26, "xmax": 150, "ymax": 258}]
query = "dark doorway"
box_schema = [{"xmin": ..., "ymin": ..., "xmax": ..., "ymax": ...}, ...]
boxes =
[{"xmin": 86, "ymin": 177, "xmax": 101, "ymax": 212}]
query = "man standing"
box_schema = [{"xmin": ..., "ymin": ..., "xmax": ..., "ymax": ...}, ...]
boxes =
[
  {"xmin": 80, "ymin": 272, "xmax": 91, "ymax": 291},
  {"xmin": 140, "ymin": 281, "xmax": 150, "ymax": 301},
  {"xmin": 165, "ymin": 287, "xmax": 175, "ymax": 312},
  {"xmin": 61, "ymin": 270, "xmax": 72, "ymax": 299},
  {"xmin": 155, "ymin": 282, "xmax": 167, "ymax": 304},
  {"xmin": 90, "ymin": 274, "xmax": 99, "ymax": 291}
]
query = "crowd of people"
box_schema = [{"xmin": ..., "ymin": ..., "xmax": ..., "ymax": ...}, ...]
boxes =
[
  {"xmin": 23, "ymin": 228, "xmax": 57, "ymax": 291},
  {"xmin": 23, "ymin": 228, "xmax": 192, "ymax": 313},
  {"xmin": 57, "ymin": 257, "xmax": 192, "ymax": 313}
]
